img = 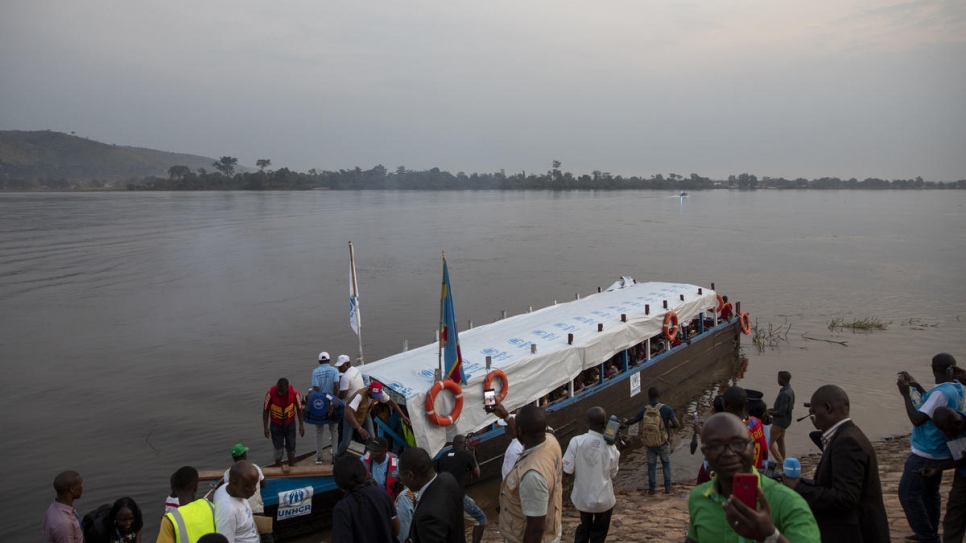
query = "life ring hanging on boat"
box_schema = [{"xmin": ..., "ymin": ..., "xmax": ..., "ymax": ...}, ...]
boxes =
[
  {"xmin": 716, "ymin": 294, "xmax": 725, "ymax": 312},
  {"xmin": 425, "ymin": 379, "xmax": 463, "ymax": 427},
  {"xmin": 739, "ymin": 312, "xmax": 752, "ymax": 335},
  {"xmin": 663, "ymin": 311, "xmax": 679, "ymax": 342},
  {"xmin": 484, "ymin": 369, "xmax": 509, "ymax": 403}
]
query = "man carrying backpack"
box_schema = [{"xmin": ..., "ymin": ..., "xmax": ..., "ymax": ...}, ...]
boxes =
[{"xmin": 625, "ymin": 387, "xmax": 679, "ymax": 495}]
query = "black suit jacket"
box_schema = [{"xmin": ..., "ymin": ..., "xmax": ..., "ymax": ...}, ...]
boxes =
[
  {"xmin": 795, "ymin": 420, "xmax": 890, "ymax": 543},
  {"xmin": 409, "ymin": 471, "xmax": 467, "ymax": 543}
]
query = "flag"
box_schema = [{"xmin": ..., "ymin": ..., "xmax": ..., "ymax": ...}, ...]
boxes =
[
  {"xmin": 440, "ymin": 256, "xmax": 466, "ymax": 384},
  {"xmin": 349, "ymin": 242, "xmax": 361, "ymax": 335}
]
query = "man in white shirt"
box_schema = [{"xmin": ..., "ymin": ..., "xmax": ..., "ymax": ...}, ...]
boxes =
[
  {"xmin": 336, "ymin": 355, "xmax": 365, "ymax": 400},
  {"xmin": 222, "ymin": 444, "xmax": 266, "ymax": 514},
  {"xmin": 214, "ymin": 461, "xmax": 261, "ymax": 543},
  {"xmin": 563, "ymin": 407, "xmax": 620, "ymax": 543}
]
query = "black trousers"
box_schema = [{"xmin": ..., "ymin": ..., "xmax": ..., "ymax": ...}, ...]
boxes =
[{"xmin": 574, "ymin": 508, "xmax": 613, "ymax": 543}]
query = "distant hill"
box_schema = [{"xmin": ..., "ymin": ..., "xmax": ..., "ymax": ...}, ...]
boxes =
[{"xmin": 0, "ymin": 130, "xmax": 223, "ymax": 183}]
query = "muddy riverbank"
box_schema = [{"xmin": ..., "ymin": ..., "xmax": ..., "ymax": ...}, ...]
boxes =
[{"xmin": 472, "ymin": 435, "xmax": 946, "ymax": 543}]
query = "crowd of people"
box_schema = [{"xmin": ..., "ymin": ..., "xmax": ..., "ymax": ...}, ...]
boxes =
[{"xmin": 44, "ymin": 348, "xmax": 966, "ymax": 543}]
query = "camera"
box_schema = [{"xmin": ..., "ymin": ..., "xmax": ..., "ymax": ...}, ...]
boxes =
[{"xmin": 603, "ymin": 416, "xmax": 629, "ymax": 449}]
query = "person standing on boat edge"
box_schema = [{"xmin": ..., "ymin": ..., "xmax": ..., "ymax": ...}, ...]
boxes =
[
  {"xmin": 304, "ymin": 385, "xmax": 343, "ymax": 465},
  {"xmin": 399, "ymin": 447, "xmax": 466, "ymax": 543},
  {"xmin": 625, "ymin": 387, "xmax": 679, "ymax": 495},
  {"xmin": 500, "ymin": 404, "xmax": 564, "ymax": 543},
  {"xmin": 262, "ymin": 378, "xmax": 304, "ymax": 468},
  {"xmin": 43, "ymin": 470, "xmax": 84, "ymax": 543},
  {"xmin": 783, "ymin": 385, "xmax": 890, "ymax": 543},
  {"xmin": 436, "ymin": 434, "xmax": 487, "ymax": 543},
  {"xmin": 335, "ymin": 381, "xmax": 411, "ymax": 461},
  {"xmin": 336, "ymin": 354, "xmax": 364, "ymax": 400},
  {"xmin": 157, "ymin": 466, "xmax": 216, "ymax": 543},
  {"xmin": 897, "ymin": 353, "xmax": 965, "ymax": 543},
  {"xmin": 214, "ymin": 461, "xmax": 261, "ymax": 543},
  {"xmin": 768, "ymin": 371, "xmax": 794, "ymax": 462},
  {"xmin": 312, "ymin": 352, "xmax": 339, "ymax": 396},
  {"xmin": 685, "ymin": 413, "xmax": 820, "ymax": 543},
  {"xmin": 562, "ymin": 406, "xmax": 620, "ymax": 543}
]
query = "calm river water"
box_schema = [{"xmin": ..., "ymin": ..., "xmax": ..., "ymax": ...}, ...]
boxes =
[{"xmin": 2, "ymin": 190, "xmax": 964, "ymax": 541}]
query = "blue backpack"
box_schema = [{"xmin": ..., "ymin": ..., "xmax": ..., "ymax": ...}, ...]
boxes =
[{"xmin": 305, "ymin": 391, "xmax": 343, "ymax": 424}]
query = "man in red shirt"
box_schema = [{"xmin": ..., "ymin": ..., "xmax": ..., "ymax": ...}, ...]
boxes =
[
  {"xmin": 719, "ymin": 295, "xmax": 733, "ymax": 321},
  {"xmin": 263, "ymin": 378, "xmax": 305, "ymax": 468}
]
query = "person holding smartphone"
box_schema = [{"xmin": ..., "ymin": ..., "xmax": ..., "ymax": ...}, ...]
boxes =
[{"xmin": 684, "ymin": 412, "xmax": 819, "ymax": 543}]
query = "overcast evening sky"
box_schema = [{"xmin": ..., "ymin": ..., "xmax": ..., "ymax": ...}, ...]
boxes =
[{"xmin": 2, "ymin": 1, "xmax": 965, "ymax": 180}]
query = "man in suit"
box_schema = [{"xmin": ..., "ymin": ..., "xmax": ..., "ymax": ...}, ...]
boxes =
[
  {"xmin": 398, "ymin": 447, "xmax": 466, "ymax": 543},
  {"xmin": 784, "ymin": 385, "xmax": 890, "ymax": 543}
]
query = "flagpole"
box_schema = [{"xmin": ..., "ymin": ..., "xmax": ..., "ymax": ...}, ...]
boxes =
[
  {"xmin": 349, "ymin": 241, "xmax": 365, "ymax": 365},
  {"xmin": 437, "ymin": 251, "xmax": 445, "ymax": 382}
]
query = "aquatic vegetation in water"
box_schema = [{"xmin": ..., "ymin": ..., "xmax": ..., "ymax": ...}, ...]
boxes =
[
  {"xmin": 827, "ymin": 316, "xmax": 890, "ymax": 332},
  {"xmin": 752, "ymin": 319, "xmax": 791, "ymax": 353},
  {"xmin": 900, "ymin": 317, "xmax": 939, "ymax": 330}
]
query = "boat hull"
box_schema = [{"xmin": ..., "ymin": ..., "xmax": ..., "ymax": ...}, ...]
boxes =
[{"xmin": 470, "ymin": 319, "xmax": 742, "ymax": 480}]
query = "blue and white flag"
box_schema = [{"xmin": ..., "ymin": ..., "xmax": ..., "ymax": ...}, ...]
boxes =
[{"xmin": 349, "ymin": 242, "xmax": 361, "ymax": 335}]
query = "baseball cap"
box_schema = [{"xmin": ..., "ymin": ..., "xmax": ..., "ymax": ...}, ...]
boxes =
[
  {"xmin": 231, "ymin": 443, "xmax": 249, "ymax": 457},
  {"xmin": 367, "ymin": 436, "xmax": 389, "ymax": 451},
  {"xmin": 369, "ymin": 381, "xmax": 384, "ymax": 399},
  {"xmin": 318, "ymin": 351, "xmax": 330, "ymax": 362},
  {"xmin": 334, "ymin": 354, "xmax": 351, "ymax": 366}
]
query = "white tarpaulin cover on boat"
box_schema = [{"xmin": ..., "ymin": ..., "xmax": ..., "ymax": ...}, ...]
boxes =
[{"xmin": 360, "ymin": 280, "xmax": 720, "ymax": 457}]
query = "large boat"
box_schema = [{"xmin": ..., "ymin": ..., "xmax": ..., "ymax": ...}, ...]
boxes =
[{"xmin": 209, "ymin": 278, "xmax": 746, "ymax": 540}]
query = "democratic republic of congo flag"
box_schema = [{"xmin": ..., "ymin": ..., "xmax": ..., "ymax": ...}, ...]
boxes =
[{"xmin": 440, "ymin": 256, "xmax": 466, "ymax": 384}]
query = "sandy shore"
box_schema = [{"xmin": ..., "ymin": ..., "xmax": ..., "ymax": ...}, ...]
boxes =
[{"xmin": 476, "ymin": 434, "xmax": 952, "ymax": 542}]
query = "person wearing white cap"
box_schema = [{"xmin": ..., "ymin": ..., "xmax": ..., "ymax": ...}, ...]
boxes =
[
  {"xmin": 310, "ymin": 352, "xmax": 341, "ymax": 463},
  {"xmin": 312, "ymin": 352, "xmax": 339, "ymax": 397},
  {"xmin": 335, "ymin": 354, "xmax": 365, "ymax": 400}
]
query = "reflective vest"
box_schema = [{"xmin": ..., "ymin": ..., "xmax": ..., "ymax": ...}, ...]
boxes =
[
  {"xmin": 361, "ymin": 451, "xmax": 400, "ymax": 499},
  {"xmin": 165, "ymin": 498, "xmax": 215, "ymax": 543}
]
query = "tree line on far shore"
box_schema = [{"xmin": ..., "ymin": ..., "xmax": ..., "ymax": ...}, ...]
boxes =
[{"xmin": 3, "ymin": 158, "xmax": 965, "ymax": 191}]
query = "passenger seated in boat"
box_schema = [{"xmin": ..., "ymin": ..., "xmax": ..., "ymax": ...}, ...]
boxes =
[
  {"xmin": 651, "ymin": 337, "xmax": 666, "ymax": 355},
  {"xmin": 721, "ymin": 296, "xmax": 734, "ymax": 320},
  {"xmin": 632, "ymin": 344, "xmax": 647, "ymax": 366},
  {"xmin": 573, "ymin": 377, "xmax": 585, "ymax": 394},
  {"xmin": 605, "ymin": 361, "xmax": 620, "ymax": 379}
]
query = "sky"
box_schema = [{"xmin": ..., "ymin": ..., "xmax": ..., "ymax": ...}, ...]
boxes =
[{"xmin": 2, "ymin": 0, "xmax": 965, "ymax": 181}]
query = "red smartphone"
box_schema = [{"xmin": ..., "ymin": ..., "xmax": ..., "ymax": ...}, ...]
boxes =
[{"xmin": 732, "ymin": 473, "xmax": 757, "ymax": 509}]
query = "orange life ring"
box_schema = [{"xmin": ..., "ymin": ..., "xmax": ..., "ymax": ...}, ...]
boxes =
[
  {"xmin": 484, "ymin": 369, "xmax": 509, "ymax": 402},
  {"xmin": 716, "ymin": 294, "xmax": 725, "ymax": 312},
  {"xmin": 739, "ymin": 312, "xmax": 752, "ymax": 335},
  {"xmin": 663, "ymin": 311, "xmax": 679, "ymax": 342},
  {"xmin": 425, "ymin": 379, "xmax": 463, "ymax": 427}
]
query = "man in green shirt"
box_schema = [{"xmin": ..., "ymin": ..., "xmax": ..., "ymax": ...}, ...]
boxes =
[{"xmin": 685, "ymin": 413, "xmax": 820, "ymax": 543}]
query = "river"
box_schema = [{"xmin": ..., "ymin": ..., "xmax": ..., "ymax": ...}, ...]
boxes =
[{"xmin": 1, "ymin": 189, "xmax": 964, "ymax": 542}]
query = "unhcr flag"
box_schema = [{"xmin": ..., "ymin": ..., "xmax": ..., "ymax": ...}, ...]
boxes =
[
  {"xmin": 439, "ymin": 256, "xmax": 466, "ymax": 384},
  {"xmin": 349, "ymin": 242, "xmax": 361, "ymax": 336}
]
